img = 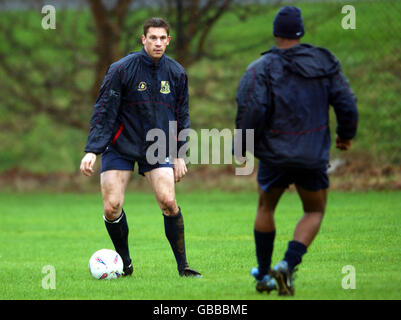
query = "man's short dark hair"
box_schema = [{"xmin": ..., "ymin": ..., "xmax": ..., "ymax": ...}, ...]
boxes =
[{"xmin": 143, "ymin": 17, "xmax": 170, "ymax": 36}]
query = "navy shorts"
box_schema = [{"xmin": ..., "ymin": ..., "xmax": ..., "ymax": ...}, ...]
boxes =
[
  {"xmin": 257, "ymin": 161, "xmax": 329, "ymax": 192},
  {"xmin": 100, "ymin": 145, "xmax": 174, "ymax": 176}
]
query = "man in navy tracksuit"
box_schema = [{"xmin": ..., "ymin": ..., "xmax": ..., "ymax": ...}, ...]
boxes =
[
  {"xmin": 235, "ymin": 7, "xmax": 358, "ymax": 295},
  {"xmin": 80, "ymin": 18, "xmax": 201, "ymax": 278}
]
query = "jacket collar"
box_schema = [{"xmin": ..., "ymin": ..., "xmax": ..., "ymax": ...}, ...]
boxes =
[
  {"xmin": 261, "ymin": 43, "xmax": 311, "ymax": 55},
  {"xmin": 140, "ymin": 47, "xmax": 165, "ymax": 68}
]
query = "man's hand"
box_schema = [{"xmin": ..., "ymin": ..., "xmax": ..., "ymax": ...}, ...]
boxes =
[
  {"xmin": 80, "ymin": 153, "xmax": 97, "ymax": 176},
  {"xmin": 173, "ymin": 158, "xmax": 187, "ymax": 183},
  {"xmin": 336, "ymin": 135, "xmax": 352, "ymax": 151}
]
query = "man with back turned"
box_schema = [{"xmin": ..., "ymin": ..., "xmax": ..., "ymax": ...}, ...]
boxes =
[{"xmin": 235, "ymin": 6, "xmax": 358, "ymax": 295}]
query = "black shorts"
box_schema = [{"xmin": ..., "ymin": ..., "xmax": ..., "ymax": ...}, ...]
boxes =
[
  {"xmin": 100, "ymin": 145, "xmax": 174, "ymax": 176},
  {"xmin": 257, "ymin": 161, "xmax": 329, "ymax": 192}
]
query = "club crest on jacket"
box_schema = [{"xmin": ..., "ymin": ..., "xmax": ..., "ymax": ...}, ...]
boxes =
[
  {"xmin": 160, "ymin": 81, "xmax": 170, "ymax": 94},
  {"xmin": 138, "ymin": 81, "xmax": 147, "ymax": 91}
]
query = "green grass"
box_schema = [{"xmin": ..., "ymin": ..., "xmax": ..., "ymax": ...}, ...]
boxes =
[{"xmin": 1, "ymin": 191, "xmax": 400, "ymax": 300}]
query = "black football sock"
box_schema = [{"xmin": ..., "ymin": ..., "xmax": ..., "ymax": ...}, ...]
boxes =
[
  {"xmin": 283, "ymin": 240, "xmax": 307, "ymax": 272},
  {"xmin": 104, "ymin": 209, "xmax": 131, "ymax": 267},
  {"xmin": 254, "ymin": 229, "xmax": 276, "ymax": 280},
  {"xmin": 163, "ymin": 208, "xmax": 189, "ymax": 272}
]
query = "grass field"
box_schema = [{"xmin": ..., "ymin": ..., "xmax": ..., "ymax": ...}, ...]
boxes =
[{"xmin": 1, "ymin": 190, "xmax": 400, "ymax": 300}]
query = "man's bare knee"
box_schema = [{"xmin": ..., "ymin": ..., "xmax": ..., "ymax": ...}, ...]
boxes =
[
  {"xmin": 303, "ymin": 205, "xmax": 326, "ymax": 215},
  {"xmin": 104, "ymin": 199, "xmax": 122, "ymax": 221},
  {"xmin": 159, "ymin": 196, "xmax": 178, "ymax": 216},
  {"xmin": 296, "ymin": 186, "xmax": 327, "ymax": 214},
  {"xmin": 258, "ymin": 195, "xmax": 275, "ymax": 214},
  {"xmin": 304, "ymin": 210, "xmax": 325, "ymax": 218},
  {"xmin": 257, "ymin": 187, "xmax": 284, "ymax": 214}
]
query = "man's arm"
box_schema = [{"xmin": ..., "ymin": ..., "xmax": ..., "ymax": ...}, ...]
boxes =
[
  {"xmin": 80, "ymin": 64, "xmax": 124, "ymax": 176},
  {"xmin": 173, "ymin": 158, "xmax": 187, "ymax": 183},
  {"xmin": 335, "ymin": 135, "xmax": 352, "ymax": 150},
  {"xmin": 329, "ymin": 71, "xmax": 358, "ymax": 150},
  {"xmin": 84, "ymin": 64, "xmax": 124, "ymax": 155},
  {"xmin": 80, "ymin": 152, "xmax": 97, "ymax": 176},
  {"xmin": 176, "ymin": 70, "xmax": 190, "ymax": 153},
  {"xmin": 234, "ymin": 65, "xmax": 269, "ymax": 157},
  {"xmin": 173, "ymin": 70, "xmax": 190, "ymax": 182}
]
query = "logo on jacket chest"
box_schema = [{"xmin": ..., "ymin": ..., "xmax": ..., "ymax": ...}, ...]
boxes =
[
  {"xmin": 160, "ymin": 81, "xmax": 170, "ymax": 94},
  {"xmin": 138, "ymin": 81, "xmax": 147, "ymax": 91}
]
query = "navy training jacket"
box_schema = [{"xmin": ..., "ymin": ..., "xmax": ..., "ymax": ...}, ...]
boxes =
[
  {"xmin": 235, "ymin": 43, "xmax": 358, "ymax": 169},
  {"xmin": 84, "ymin": 47, "xmax": 189, "ymax": 160}
]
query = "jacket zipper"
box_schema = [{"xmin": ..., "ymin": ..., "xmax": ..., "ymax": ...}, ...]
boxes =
[{"xmin": 151, "ymin": 64, "xmax": 157, "ymax": 128}]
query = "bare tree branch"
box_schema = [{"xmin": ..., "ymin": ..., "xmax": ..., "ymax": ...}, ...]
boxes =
[
  {"xmin": 87, "ymin": 0, "xmax": 134, "ymax": 99},
  {"xmin": 161, "ymin": 0, "xmax": 233, "ymax": 68}
]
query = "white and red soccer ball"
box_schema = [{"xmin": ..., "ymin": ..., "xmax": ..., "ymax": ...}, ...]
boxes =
[{"xmin": 88, "ymin": 249, "xmax": 124, "ymax": 280}]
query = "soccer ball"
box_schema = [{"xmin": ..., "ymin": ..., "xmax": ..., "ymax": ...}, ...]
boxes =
[{"xmin": 88, "ymin": 249, "xmax": 124, "ymax": 280}]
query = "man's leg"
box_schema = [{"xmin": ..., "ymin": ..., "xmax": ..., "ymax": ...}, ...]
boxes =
[
  {"xmin": 251, "ymin": 186, "xmax": 285, "ymax": 293},
  {"xmin": 101, "ymin": 170, "xmax": 132, "ymax": 274},
  {"xmin": 293, "ymin": 185, "xmax": 327, "ymax": 246},
  {"xmin": 283, "ymin": 186, "xmax": 327, "ymax": 272},
  {"xmin": 144, "ymin": 167, "xmax": 200, "ymax": 277},
  {"xmin": 272, "ymin": 186, "xmax": 327, "ymax": 295},
  {"xmin": 254, "ymin": 186, "xmax": 285, "ymax": 278}
]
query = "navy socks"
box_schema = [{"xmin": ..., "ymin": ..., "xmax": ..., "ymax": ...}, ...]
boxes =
[
  {"xmin": 254, "ymin": 231, "xmax": 307, "ymax": 276},
  {"xmin": 104, "ymin": 207, "xmax": 189, "ymax": 272},
  {"xmin": 164, "ymin": 208, "xmax": 189, "ymax": 272},
  {"xmin": 254, "ymin": 229, "xmax": 276, "ymax": 279},
  {"xmin": 283, "ymin": 240, "xmax": 307, "ymax": 272},
  {"xmin": 104, "ymin": 209, "xmax": 131, "ymax": 267}
]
